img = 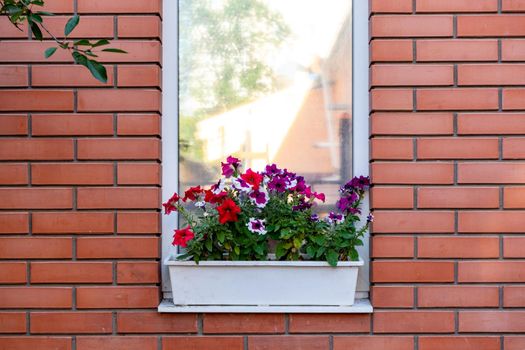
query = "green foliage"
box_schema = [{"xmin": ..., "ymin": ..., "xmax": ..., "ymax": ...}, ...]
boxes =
[{"xmin": 0, "ymin": 0, "xmax": 126, "ymax": 83}]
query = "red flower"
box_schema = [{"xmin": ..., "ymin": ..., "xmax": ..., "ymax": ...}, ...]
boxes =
[
  {"xmin": 172, "ymin": 226, "xmax": 195, "ymax": 247},
  {"xmin": 216, "ymin": 198, "xmax": 241, "ymax": 224},
  {"xmin": 163, "ymin": 193, "xmax": 180, "ymax": 214},
  {"xmin": 183, "ymin": 186, "xmax": 203, "ymax": 201},
  {"xmin": 240, "ymin": 168, "xmax": 263, "ymax": 190},
  {"xmin": 204, "ymin": 189, "xmax": 228, "ymax": 204}
]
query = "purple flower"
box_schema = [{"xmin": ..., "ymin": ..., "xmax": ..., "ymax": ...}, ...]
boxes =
[
  {"xmin": 367, "ymin": 213, "xmax": 374, "ymax": 223},
  {"xmin": 336, "ymin": 192, "xmax": 359, "ymax": 214},
  {"xmin": 247, "ymin": 218, "xmax": 266, "ymax": 235},
  {"xmin": 294, "ymin": 176, "xmax": 307, "ymax": 192},
  {"xmin": 268, "ymin": 176, "xmax": 287, "ymax": 193},
  {"xmin": 221, "ymin": 156, "xmax": 241, "ymax": 178},
  {"xmin": 310, "ymin": 214, "xmax": 319, "ymax": 222},
  {"xmin": 292, "ymin": 198, "xmax": 312, "ymax": 211},
  {"xmin": 264, "ymin": 164, "xmax": 281, "ymax": 176},
  {"xmin": 232, "ymin": 177, "xmax": 251, "ymax": 192},
  {"xmin": 249, "ymin": 190, "xmax": 269, "ymax": 208},
  {"xmin": 327, "ymin": 211, "xmax": 344, "ymax": 224},
  {"xmin": 344, "ymin": 176, "xmax": 371, "ymax": 191}
]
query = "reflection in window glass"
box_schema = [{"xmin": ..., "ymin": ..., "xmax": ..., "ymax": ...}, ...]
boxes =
[{"xmin": 179, "ymin": 0, "xmax": 352, "ymax": 208}]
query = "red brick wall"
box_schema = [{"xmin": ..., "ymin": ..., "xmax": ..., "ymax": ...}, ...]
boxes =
[{"xmin": 0, "ymin": 0, "xmax": 524, "ymax": 349}]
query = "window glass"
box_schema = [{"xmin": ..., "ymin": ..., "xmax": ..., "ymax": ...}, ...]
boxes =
[{"xmin": 179, "ymin": 0, "xmax": 352, "ymax": 209}]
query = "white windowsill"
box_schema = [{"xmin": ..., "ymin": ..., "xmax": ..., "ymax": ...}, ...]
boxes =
[{"xmin": 158, "ymin": 298, "xmax": 373, "ymax": 313}]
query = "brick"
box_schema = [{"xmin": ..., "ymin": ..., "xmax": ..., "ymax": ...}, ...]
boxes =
[
  {"xmin": 37, "ymin": 16, "xmax": 113, "ymax": 39},
  {"xmin": 118, "ymin": 163, "xmax": 160, "ymax": 185},
  {"xmin": 204, "ymin": 314, "xmax": 285, "ymax": 334},
  {"xmin": 503, "ymin": 138, "xmax": 525, "ymax": 159},
  {"xmin": 78, "ymin": 0, "xmax": 161, "ymax": 13},
  {"xmin": 372, "ymin": 261, "xmax": 455, "ymax": 282},
  {"xmin": 371, "ymin": 65, "xmax": 453, "ymax": 86},
  {"xmin": 0, "ymin": 238, "xmax": 72, "ymax": 259},
  {"xmin": 503, "ymin": 40, "xmax": 525, "ymax": 61},
  {"xmin": 0, "ymin": 188, "xmax": 72, "ymax": 209},
  {"xmin": 418, "ymin": 286, "xmax": 499, "ymax": 308},
  {"xmin": 417, "ymin": 0, "xmax": 498, "ymax": 12},
  {"xmin": 288, "ymin": 314, "xmax": 370, "ymax": 333},
  {"xmin": 31, "ymin": 262, "xmax": 113, "ymax": 284},
  {"xmin": 78, "ymin": 89, "xmax": 161, "ymax": 112},
  {"xmin": 30, "ymin": 312, "xmax": 112, "ymax": 334},
  {"xmin": 118, "ymin": 65, "xmax": 161, "ymax": 87},
  {"xmin": 0, "ymin": 41, "xmax": 161, "ymax": 63},
  {"xmin": 163, "ymin": 336, "xmax": 244, "ymax": 350},
  {"xmin": 77, "ymin": 287, "xmax": 159, "ymax": 309},
  {"xmin": 33, "ymin": 212, "xmax": 114, "ymax": 234},
  {"xmin": 459, "ymin": 211, "xmax": 525, "ymax": 232},
  {"xmin": 459, "ymin": 15, "xmax": 525, "ymax": 37},
  {"xmin": 334, "ymin": 336, "xmax": 413, "ymax": 350},
  {"xmin": 0, "ymin": 287, "xmax": 72, "ymax": 308},
  {"xmin": 32, "ymin": 114, "xmax": 113, "ymax": 136},
  {"xmin": 371, "ymin": 162, "xmax": 454, "ymax": 184},
  {"xmin": 458, "ymin": 113, "xmax": 525, "ymax": 134},
  {"xmin": 371, "ymin": 187, "xmax": 414, "ymax": 209},
  {"xmin": 371, "ymin": 15, "xmax": 453, "ymax": 37},
  {"xmin": 418, "ymin": 137, "xmax": 498, "ymax": 159},
  {"xmin": 118, "ymin": 16, "xmax": 161, "ymax": 38},
  {"xmin": 78, "ymin": 337, "xmax": 157, "ymax": 350},
  {"xmin": 32, "ymin": 65, "xmax": 114, "ymax": 87},
  {"xmin": 373, "ymin": 211, "xmax": 455, "ymax": 233},
  {"xmin": 504, "ymin": 286, "xmax": 525, "ymax": 307},
  {"xmin": 504, "ymin": 187, "xmax": 525, "ymax": 207},
  {"xmin": 0, "ymin": 115, "xmax": 27, "ymax": 135},
  {"xmin": 0, "ymin": 213, "xmax": 28, "ymax": 234},
  {"xmin": 0, "ymin": 66, "xmax": 28, "ymax": 86},
  {"xmin": 0, "ymin": 337, "xmax": 72, "ymax": 350},
  {"xmin": 117, "ymin": 262, "xmax": 159, "ymax": 284},
  {"xmin": 371, "ymin": 113, "xmax": 454, "ymax": 135},
  {"xmin": 417, "ymin": 88, "xmax": 499, "ymax": 111},
  {"xmin": 372, "ymin": 236, "xmax": 414, "ymax": 258},
  {"xmin": 370, "ymin": 40, "xmax": 413, "ymax": 62},
  {"xmin": 371, "ymin": 138, "xmax": 413, "ymax": 160},
  {"xmin": 374, "ymin": 311, "xmax": 455, "ymax": 333},
  {"xmin": 248, "ymin": 336, "xmax": 329, "ymax": 350},
  {"xmin": 459, "ymin": 261, "xmax": 525, "ymax": 282},
  {"xmin": 371, "ymin": 0, "xmax": 412, "ymax": 13},
  {"xmin": 117, "ymin": 114, "xmax": 160, "ymax": 136},
  {"xmin": 419, "ymin": 336, "xmax": 500, "ymax": 350},
  {"xmin": 0, "ymin": 139, "xmax": 73, "ymax": 160},
  {"xmin": 418, "ymin": 236, "xmax": 500, "ymax": 258},
  {"xmin": 458, "ymin": 162, "xmax": 525, "ymax": 184},
  {"xmin": 0, "ymin": 263, "xmax": 26, "ymax": 284},
  {"xmin": 371, "ymin": 89, "xmax": 413, "ymax": 111},
  {"xmin": 78, "ymin": 138, "xmax": 160, "ymax": 160},
  {"xmin": 0, "ymin": 164, "xmax": 28, "ymax": 185},
  {"xmin": 117, "ymin": 312, "xmax": 197, "ymax": 333},
  {"xmin": 77, "ymin": 187, "xmax": 160, "ymax": 209},
  {"xmin": 41, "ymin": 0, "xmax": 74, "ymax": 13},
  {"xmin": 460, "ymin": 312, "xmax": 525, "ymax": 332},
  {"xmin": 32, "ymin": 163, "xmax": 113, "ymax": 185},
  {"xmin": 117, "ymin": 212, "xmax": 159, "ymax": 234},
  {"xmin": 417, "ymin": 187, "xmax": 499, "ymax": 208},
  {"xmin": 504, "ymin": 89, "xmax": 525, "ymax": 109},
  {"xmin": 459, "ymin": 64, "xmax": 525, "ymax": 85},
  {"xmin": 77, "ymin": 237, "xmax": 158, "ymax": 259},
  {"xmin": 0, "ymin": 17, "xmax": 28, "ymax": 38},
  {"xmin": 505, "ymin": 337, "xmax": 525, "ymax": 350},
  {"xmin": 0, "ymin": 313, "xmax": 26, "ymax": 333},
  {"xmin": 503, "ymin": 0, "xmax": 525, "ymax": 11},
  {"xmin": 417, "ymin": 40, "xmax": 498, "ymax": 62},
  {"xmin": 372, "ymin": 286, "xmax": 414, "ymax": 308},
  {"xmin": 504, "ymin": 237, "xmax": 525, "ymax": 257},
  {"xmin": 0, "ymin": 90, "xmax": 73, "ymax": 111}
]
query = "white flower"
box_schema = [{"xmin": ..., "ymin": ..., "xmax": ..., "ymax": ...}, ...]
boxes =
[
  {"xmin": 195, "ymin": 201, "xmax": 205, "ymax": 208},
  {"xmin": 247, "ymin": 218, "xmax": 266, "ymax": 235}
]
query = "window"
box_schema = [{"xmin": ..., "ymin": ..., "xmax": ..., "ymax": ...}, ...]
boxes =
[{"xmin": 161, "ymin": 0, "xmax": 370, "ymax": 310}]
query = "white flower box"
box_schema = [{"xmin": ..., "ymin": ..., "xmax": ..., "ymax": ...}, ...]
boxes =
[{"xmin": 165, "ymin": 256, "xmax": 363, "ymax": 306}]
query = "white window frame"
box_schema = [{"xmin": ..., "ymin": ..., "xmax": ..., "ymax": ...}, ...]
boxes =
[{"xmin": 160, "ymin": 0, "xmax": 370, "ymax": 310}]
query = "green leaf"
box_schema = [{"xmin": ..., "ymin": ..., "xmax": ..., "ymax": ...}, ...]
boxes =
[
  {"xmin": 101, "ymin": 48, "xmax": 127, "ymax": 54},
  {"xmin": 30, "ymin": 22, "xmax": 42, "ymax": 40},
  {"xmin": 44, "ymin": 47, "xmax": 57, "ymax": 58},
  {"xmin": 29, "ymin": 13, "xmax": 42, "ymax": 23},
  {"xmin": 92, "ymin": 39, "xmax": 110, "ymax": 47},
  {"xmin": 326, "ymin": 250, "xmax": 338, "ymax": 267},
  {"xmin": 64, "ymin": 14, "xmax": 79, "ymax": 36},
  {"xmin": 305, "ymin": 246, "xmax": 316, "ymax": 258},
  {"xmin": 86, "ymin": 59, "xmax": 107, "ymax": 83},
  {"xmin": 84, "ymin": 50, "xmax": 98, "ymax": 58},
  {"xmin": 6, "ymin": 5, "xmax": 22, "ymax": 16},
  {"xmin": 234, "ymin": 246, "xmax": 240, "ymax": 255},
  {"xmin": 217, "ymin": 231, "xmax": 225, "ymax": 244},
  {"xmin": 72, "ymin": 51, "xmax": 88, "ymax": 66},
  {"xmin": 205, "ymin": 239, "xmax": 212, "ymax": 252},
  {"xmin": 73, "ymin": 39, "xmax": 91, "ymax": 46},
  {"xmin": 36, "ymin": 11, "xmax": 55, "ymax": 16},
  {"xmin": 275, "ymin": 242, "xmax": 291, "ymax": 259}
]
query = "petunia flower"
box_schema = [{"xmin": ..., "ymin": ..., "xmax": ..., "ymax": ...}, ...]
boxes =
[
  {"xmin": 268, "ymin": 176, "xmax": 287, "ymax": 193},
  {"xmin": 249, "ymin": 190, "xmax": 269, "ymax": 208},
  {"xmin": 247, "ymin": 218, "xmax": 266, "ymax": 235},
  {"xmin": 221, "ymin": 156, "xmax": 241, "ymax": 178},
  {"xmin": 183, "ymin": 186, "xmax": 203, "ymax": 202},
  {"xmin": 232, "ymin": 177, "xmax": 251, "ymax": 193},
  {"xmin": 240, "ymin": 168, "xmax": 263, "ymax": 191},
  {"xmin": 216, "ymin": 198, "xmax": 241, "ymax": 224},
  {"xmin": 326, "ymin": 211, "xmax": 344, "ymax": 224},
  {"xmin": 162, "ymin": 193, "xmax": 180, "ymax": 215},
  {"xmin": 172, "ymin": 226, "xmax": 195, "ymax": 247}
]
